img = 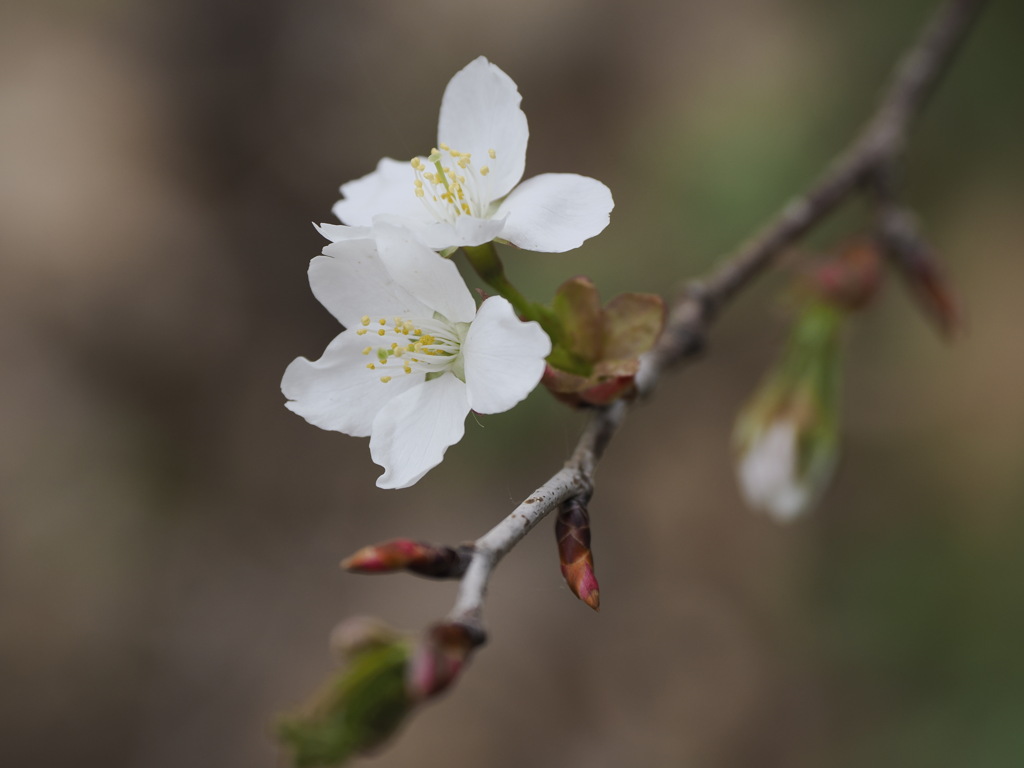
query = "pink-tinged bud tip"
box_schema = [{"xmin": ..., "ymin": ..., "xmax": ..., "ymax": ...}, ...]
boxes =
[
  {"xmin": 561, "ymin": 560, "xmax": 600, "ymax": 611},
  {"xmin": 341, "ymin": 538, "xmax": 467, "ymax": 578},
  {"xmin": 555, "ymin": 498, "xmax": 600, "ymax": 611},
  {"xmin": 897, "ymin": 248, "xmax": 961, "ymax": 340},
  {"xmin": 341, "ymin": 539, "xmax": 425, "ymax": 572},
  {"xmin": 406, "ymin": 622, "xmax": 484, "ymax": 701},
  {"xmin": 806, "ymin": 239, "xmax": 883, "ymax": 311}
]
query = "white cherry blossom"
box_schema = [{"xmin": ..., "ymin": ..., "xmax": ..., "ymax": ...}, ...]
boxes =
[
  {"xmin": 318, "ymin": 57, "xmax": 613, "ymax": 253},
  {"xmin": 282, "ymin": 225, "xmax": 551, "ymax": 489}
]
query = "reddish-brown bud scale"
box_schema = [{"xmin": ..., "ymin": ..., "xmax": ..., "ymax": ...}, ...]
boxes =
[
  {"xmin": 406, "ymin": 621, "xmax": 485, "ymax": 701},
  {"xmin": 341, "ymin": 539, "xmax": 469, "ymax": 578},
  {"xmin": 891, "ymin": 242, "xmax": 961, "ymax": 339},
  {"xmin": 806, "ymin": 239, "xmax": 884, "ymax": 311},
  {"xmin": 878, "ymin": 209, "xmax": 961, "ymax": 339},
  {"xmin": 555, "ymin": 498, "xmax": 600, "ymax": 611}
]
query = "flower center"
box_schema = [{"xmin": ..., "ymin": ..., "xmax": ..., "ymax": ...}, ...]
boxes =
[
  {"xmin": 410, "ymin": 144, "xmax": 496, "ymax": 223},
  {"xmin": 355, "ymin": 313, "xmax": 469, "ymax": 384}
]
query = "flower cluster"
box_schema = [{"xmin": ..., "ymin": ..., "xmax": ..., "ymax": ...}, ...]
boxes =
[{"xmin": 283, "ymin": 58, "xmax": 614, "ymax": 488}]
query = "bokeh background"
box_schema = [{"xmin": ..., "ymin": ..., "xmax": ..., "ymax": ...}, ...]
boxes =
[{"xmin": 3, "ymin": 1, "xmax": 1023, "ymax": 766}]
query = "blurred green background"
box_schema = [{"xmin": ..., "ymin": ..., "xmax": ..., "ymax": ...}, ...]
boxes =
[{"xmin": 2, "ymin": 1, "xmax": 1022, "ymax": 766}]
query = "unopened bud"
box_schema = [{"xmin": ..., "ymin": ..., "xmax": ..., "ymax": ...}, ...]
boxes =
[
  {"xmin": 555, "ymin": 498, "xmax": 600, "ymax": 610},
  {"xmin": 341, "ymin": 538, "xmax": 469, "ymax": 579},
  {"xmin": 891, "ymin": 240, "xmax": 960, "ymax": 339},
  {"xmin": 734, "ymin": 301, "xmax": 842, "ymax": 522},
  {"xmin": 278, "ymin": 619, "xmax": 412, "ymax": 766},
  {"xmin": 329, "ymin": 615, "xmax": 401, "ymax": 659},
  {"xmin": 406, "ymin": 621, "xmax": 485, "ymax": 701},
  {"xmin": 805, "ymin": 239, "xmax": 883, "ymax": 311}
]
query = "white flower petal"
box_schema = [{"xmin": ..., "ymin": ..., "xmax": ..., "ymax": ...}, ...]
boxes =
[
  {"xmin": 462, "ymin": 297, "xmax": 551, "ymax": 415},
  {"xmin": 282, "ymin": 331, "xmax": 423, "ymax": 438},
  {"xmin": 311, "ymin": 240, "xmax": 427, "ymax": 328},
  {"xmin": 373, "ymin": 225, "xmax": 477, "ymax": 323},
  {"xmin": 451, "ymin": 213, "xmax": 509, "ymax": 248},
  {"xmin": 495, "ymin": 173, "xmax": 614, "ymax": 253},
  {"xmin": 332, "ymin": 157, "xmax": 427, "ymax": 227},
  {"xmin": 737, "ymin": 421, "xmax": 809, "ymax": 522},
  {"xmin": 437, "ymin": 56, "xmax": 528, "ymax": 201},
  {"xmin": 370, "ymin": 373, "xmax": 470, "ymax": 489},
  {"xmin": 314, "ymin": 222, "xmax": 374, "ymax": 243},
  {"xmin": 372, "ymin": 212, "xmax": 506, "ymax": 253}
]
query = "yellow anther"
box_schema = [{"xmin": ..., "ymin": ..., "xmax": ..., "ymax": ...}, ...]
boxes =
[
  {"xmin": 439, "ymin": 142, "xmax": 450, "ymax": 151},
  {"xmin": 362, "ymin": 346, "xmax": 372, "ymax": 355},
  {"xmin": 488, "ymin": 148, "xmax": 496, "ymax": 159},
  {"xmin": 403, "ymin": 365, "xmax": 412, "ymax": 374},
  {"xmin": 377, "ymin": 329, "xmax": 386, "ymax": 336},
  {"xmin": 356, "ymin": 329, "xmax": 367, "ymax": 336},
  {"xmin": 360, "ymin": 315, "xmax": 371, "ymax": 326},
  {"xmin": 480, "ymin": 166, "xmax": 490, "ymax": 176},
  {"xmin": 415, "ymin": 189, "xmax": 425, "ymax": 197},
  {"xmin": 380, "ymin": 376, "xmax": 392, "ymax": 383},
  {"xmin": 378, "ymin": 318, "xmax": 386, "ymax": 325},
  {"xmin": 366, "ymin": 363, "xmax": 376, "ymax": 370}
]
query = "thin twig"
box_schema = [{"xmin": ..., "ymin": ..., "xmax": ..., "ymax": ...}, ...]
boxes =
[{"xmin": 446, "ymin": 0, "xmax": 986, "ymax": 633}]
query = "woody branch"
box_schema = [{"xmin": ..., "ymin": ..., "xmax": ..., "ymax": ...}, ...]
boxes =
[{"xmin": 444, "ymin": 0, "xmax": 986, "ymax": 635}]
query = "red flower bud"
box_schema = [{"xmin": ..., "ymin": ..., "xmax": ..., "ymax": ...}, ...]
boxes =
[
  {"xmin": 555, "ymin": 498, "xmax": 600, "ymax": 611},
  {"xmin": 805, "ymin": 239, "xmax": 883, "ymax": 311},
  {"xmin": 892, "ymin": 242, "xmax": 961, "ymax": 340},
  {"xmin": 879, "ymin": 209, "xmax": 961, "ymax": 339},
  {"xmin": 406, "ymin": 621, "xmax": 485, "ymax": 701},
  {"xmin": 341, "ymin": 539, "xmax": 469, "ymax": 579}
]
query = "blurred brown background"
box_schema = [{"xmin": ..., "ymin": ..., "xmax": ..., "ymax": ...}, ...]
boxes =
[{"xmin": 2, "ymin": 1, "xmax": 1022, "ymax": 766}]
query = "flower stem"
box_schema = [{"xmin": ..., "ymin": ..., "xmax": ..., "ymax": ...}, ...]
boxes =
[{"xmin": 461, "ymin": 242, "xmax": 562, "ymax": 341}]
